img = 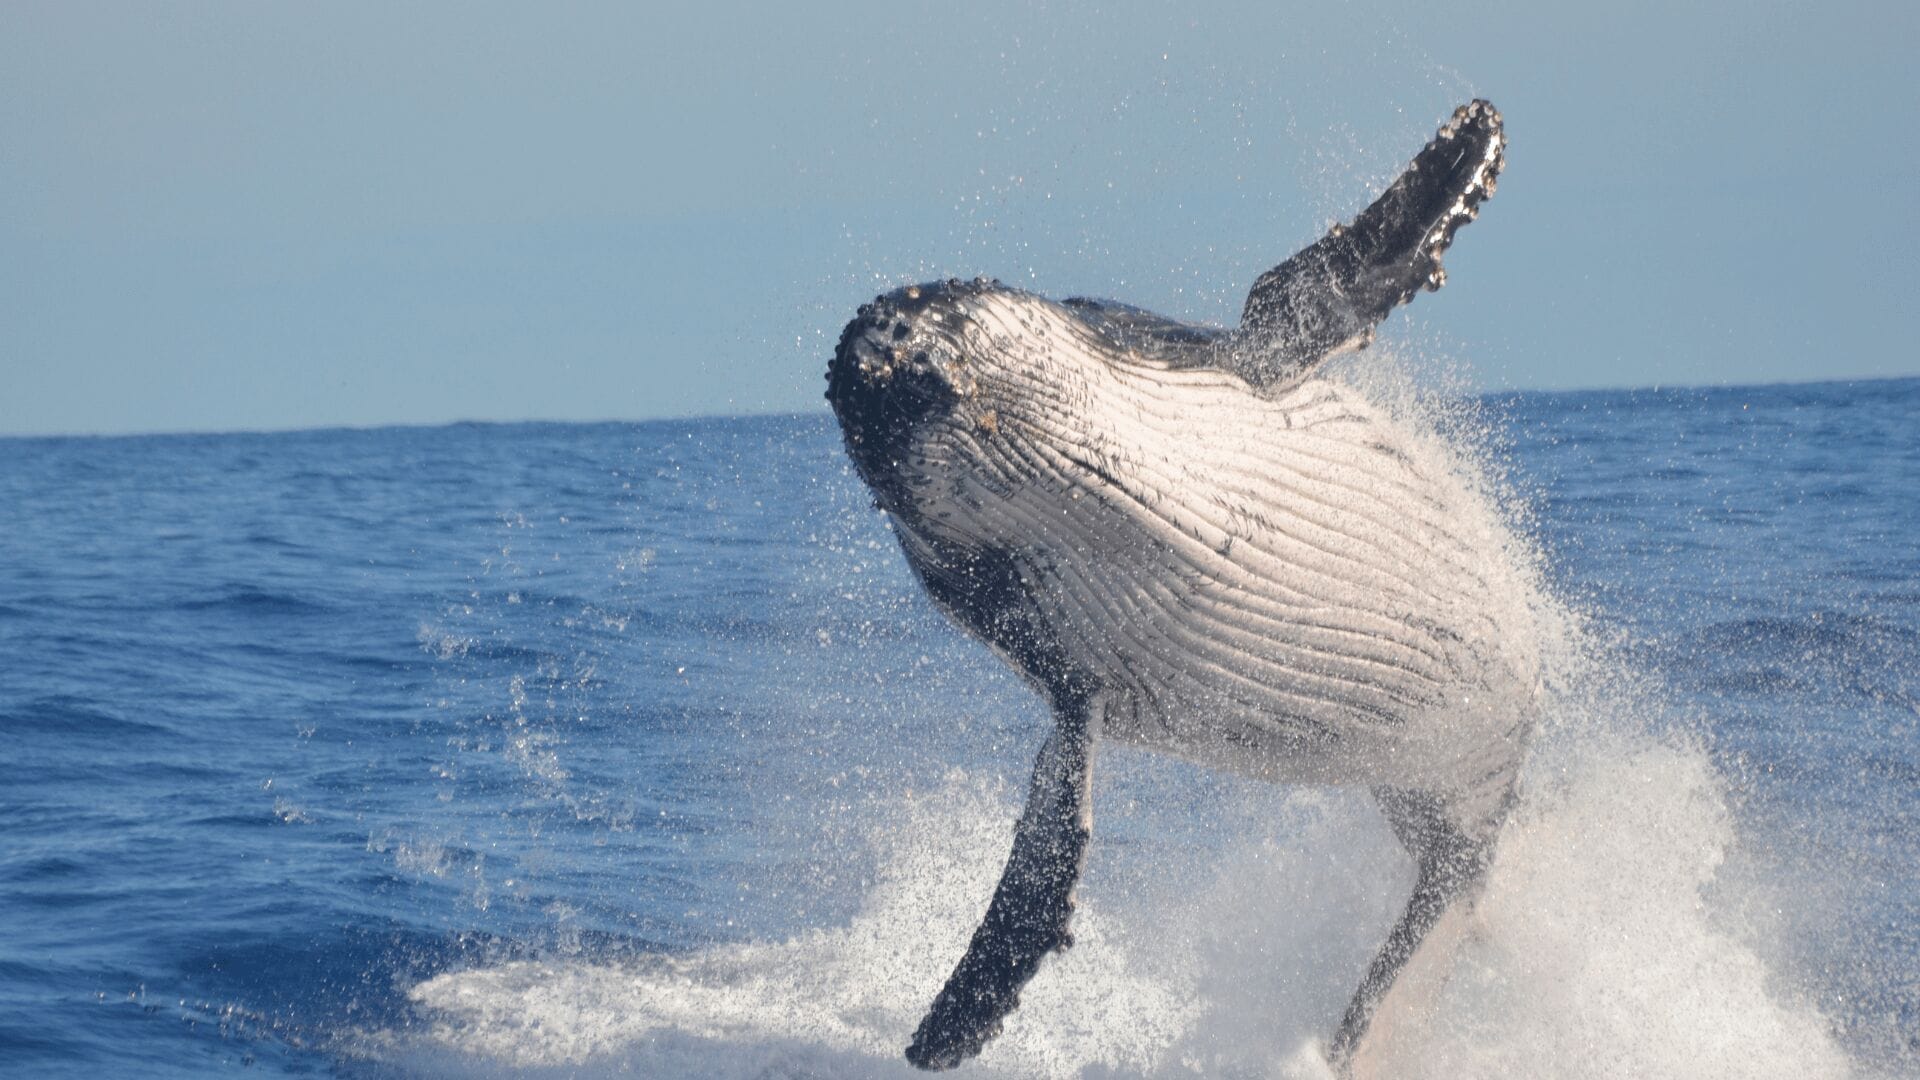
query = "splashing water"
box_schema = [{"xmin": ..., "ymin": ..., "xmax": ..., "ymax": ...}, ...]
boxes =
[
  {"xmin": 371, "ymin": 361, "xmax": 1868, "ymax": 1080},
  {"xmin": 384, "ymin": 732, "xmax": 1854, "ymax": 1078}
]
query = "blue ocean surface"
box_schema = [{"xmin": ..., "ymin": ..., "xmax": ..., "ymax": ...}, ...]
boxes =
[{"xmin": 2, "ymin": 376, "xmax": 1916, "ymax": 1077}]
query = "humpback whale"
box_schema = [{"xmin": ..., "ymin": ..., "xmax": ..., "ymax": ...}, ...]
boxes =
[{"xmin": 825, "ymin": 100, "xmax": 1536, "ymax": 1072}]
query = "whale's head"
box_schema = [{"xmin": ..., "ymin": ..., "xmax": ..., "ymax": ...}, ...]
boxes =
[{"xmin": 826, "ymin": 279, "xmax": 1099, "ymax": 559}]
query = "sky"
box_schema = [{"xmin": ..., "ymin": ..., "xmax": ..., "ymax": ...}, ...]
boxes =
[{"xmin": 2, "ymin": 1, "xmax": 1915, "ymax": 436}]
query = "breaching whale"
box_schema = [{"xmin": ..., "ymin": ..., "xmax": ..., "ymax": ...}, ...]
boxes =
[{"xmin": 825, "ymin": 100, "xmax": 1536, "ymax": 1072}]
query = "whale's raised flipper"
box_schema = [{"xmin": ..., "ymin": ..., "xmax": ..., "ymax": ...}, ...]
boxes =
[
  {"xmin": 1327, "ymin": 787, "xmax": 1501, "ymax": 1072},
  {"xmin": 906, "ymin": 703, "xmax": 1095, "ymax": 1070},
  {"xmin": 1232, "ymin": 100, "xmax": 1506, "ymax": 387}
]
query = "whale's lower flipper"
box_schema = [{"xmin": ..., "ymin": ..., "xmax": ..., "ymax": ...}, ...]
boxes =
[
  {"xmin": 1232, "ymin": 100, "xmax": 1505, "ymax": 387},
  {"xmin": 1326, "ymin": 788, "xmax": 1499, "ymax": 1073},
  {"xmin": 906, "ymin": 705, "xmax": 1095, "ymax": 1070}
]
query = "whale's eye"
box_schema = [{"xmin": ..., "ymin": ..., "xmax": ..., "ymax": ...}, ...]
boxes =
[{"xmin": 892, "ymin": 323, "xmax": 911, "ymax": 341}]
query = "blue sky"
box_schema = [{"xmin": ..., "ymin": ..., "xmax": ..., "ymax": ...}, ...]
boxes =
[{"xmin": 3, "ymin": 1, "xmax": 1914, "ymax": 435}]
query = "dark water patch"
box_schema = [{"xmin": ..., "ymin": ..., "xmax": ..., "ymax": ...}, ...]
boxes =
[
  {"xmin": 228, "ymin": 638, "xmax": 420, "ymax": 680},
  {"xmin": 1837, "ymin": 563, "xmax": 1920, "ymax": 587},
  {"xmin": 2, "ymin": 697, "xmax": 175, "ymax": 740},
  {"xmin": 0, "ymin": 959, "xmax": 56, "ymax": 984},
  {"xmin": 1696, "ymin": 614, "xmax": 1855, "ymax": 651},
  {"xmin": 0, "ymin": 854, "xmax": 91, "ymax": 882},
  {"xmin": 0, "ymin": 757, "xmax": 237, "ymax": 789},
  {"xmin": 1856, "ymin": 749, "xmax": 1920, "ymax": 789},
  {"xmin": 181, "ymin": 811, "xmax": 285, "ymax": 831},
  {"xmin": 1699, "ymin": 668, "xmax": 1820, "ymax": 697},
  {"xmin": 242, "ymin": 531, "xmax": 310, "ymax": 551},
  {"xmin": 0, "ymin": 801, "xmax": 150, "ymax": 840},
  {"xmin": 0, "ymin": 1021, "xmax": 87, "ymax": 1064},
  {"xmin": 177, "ymin": 585, "xmax": 334, "ymax": 616},
  {"xmin": 4, "ymin": 883, "xmax": 155, "ymax": 912},
  {"xmin": 1688, "ymin": 611, "xmax": 1919, "ymax": 659},
  {"xmin": 1801, "ymin": 480, "xmax": 1876, "ymax": 502}
]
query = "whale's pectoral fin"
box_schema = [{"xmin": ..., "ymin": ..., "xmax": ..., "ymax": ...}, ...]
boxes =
[
  {"xmin": 1327, "ymin": 788, "xmax": 1498, "ymax": 1074},
  {"xmin": 1231, "ymin": 99, "xmax": 1505, "ymax": 388},
  {"xmin": 906, "ymin": 705, "xmax": 1095, "ymax": 1070}
]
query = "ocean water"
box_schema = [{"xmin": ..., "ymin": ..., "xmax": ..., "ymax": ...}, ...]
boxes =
[{"xmin": 1, "ymin": 373, "xmax": 1916, "ymax": 1078}]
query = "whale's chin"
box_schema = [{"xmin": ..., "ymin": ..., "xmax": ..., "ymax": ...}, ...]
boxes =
[{"xmin": 827, "ymin": 283, "xmax": 1111, "ymax": 554}]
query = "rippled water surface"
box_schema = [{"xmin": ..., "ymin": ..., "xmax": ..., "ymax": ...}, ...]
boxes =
[{"xmin": 2, "ymin": 376, "xmax": 1915, "ymax": 1077}]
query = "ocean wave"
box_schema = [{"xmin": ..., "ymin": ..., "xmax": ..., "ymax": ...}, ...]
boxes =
[
  {"xmin": 3, "ymin": 697, "xmax": 174, "ymax": 739},
  {"xmin": 176, "ymin": 585, "xmax": 334, "ymax": 616}
]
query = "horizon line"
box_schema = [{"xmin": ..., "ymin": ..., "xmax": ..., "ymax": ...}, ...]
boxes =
[{"xmin": 4, "ymin": 371, "xmax": 1915, "ymax": 443}]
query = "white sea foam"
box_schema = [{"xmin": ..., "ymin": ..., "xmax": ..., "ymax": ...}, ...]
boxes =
[
  {"xmin": 377, "ymin": 729, "xmax": 1854, "ymax": 1078},
  {"xmin": 383, "ymin": 773, "xmax": 1196, "ymax": 1078},
  {"xmin": 1347, "ymin": 736, "xmax": 1852, "ymax": 1079}
]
